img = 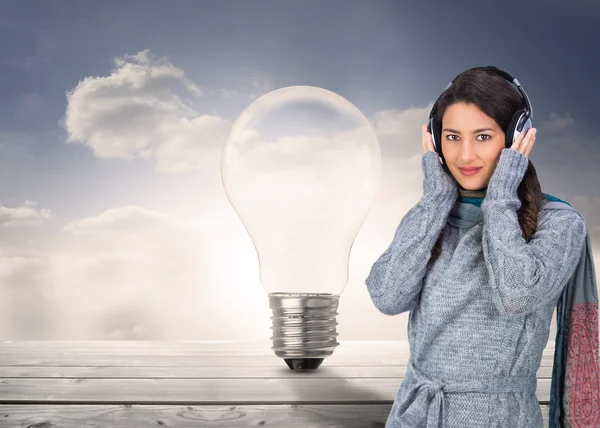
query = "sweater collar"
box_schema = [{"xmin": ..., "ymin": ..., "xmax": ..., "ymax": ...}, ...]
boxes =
[
  {"xmin": 448, "ymin": 200, "xmax": 483, "ymax": 228},
  {"xmin": 448, "ymin": 190, "xmax": 572, "ymax": 229},
  {"xmin": 457, "ymin": 185, "xmax": 486, "ymax": 206},
  {"xmin": 447, "ymin": 185, "xmax": 487, "ymax": 228}
]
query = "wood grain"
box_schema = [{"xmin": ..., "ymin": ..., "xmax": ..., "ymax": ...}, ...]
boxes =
[
  {"xmin": 0, "ymin": 404, "xmax": 551, "ymax": 427},
  {"xmin": 0, "ymin": 340, "xmax": 557, "ymax": 427}
]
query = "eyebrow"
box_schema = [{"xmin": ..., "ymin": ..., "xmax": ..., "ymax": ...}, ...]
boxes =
[{"xmin": 442, "ymin": 127, "xmax": 495, "ymax": 134}]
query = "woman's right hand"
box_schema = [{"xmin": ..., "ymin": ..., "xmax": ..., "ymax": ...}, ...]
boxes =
[{"xmin": 422, "ymin": 124, "xmax": 436, "ymax": 153}]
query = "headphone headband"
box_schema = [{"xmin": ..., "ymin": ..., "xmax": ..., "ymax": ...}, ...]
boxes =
[{"xmin": 458, "ymin": 66, "xmax": 533, "ymax": 121}]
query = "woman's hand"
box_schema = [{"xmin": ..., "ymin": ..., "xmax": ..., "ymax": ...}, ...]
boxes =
[
  {"xmin": 422, "ymin": 124, "xmax": 436, "ymax": 153},
  {"xmin": 510, "ymin": 127, "xmax": 536, "ymax": 158}
]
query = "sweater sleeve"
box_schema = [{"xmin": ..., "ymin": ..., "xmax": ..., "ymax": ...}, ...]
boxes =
[
  {"xmin": 365, "ymin": 151, "xmax": 458, "ymax": 316},
  {"xmin": 481, "ymin": 148, "xmax": 588, "ymax": 318}
]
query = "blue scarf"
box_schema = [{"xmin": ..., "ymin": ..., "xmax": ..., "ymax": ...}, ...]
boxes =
[{"xmin": 451, "ymin": 193, "xmax": 600, "ymax": 427}]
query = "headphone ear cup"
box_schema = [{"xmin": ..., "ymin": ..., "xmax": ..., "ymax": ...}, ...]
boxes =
[
  {"xmin": 505, "ymin": 110, "xmax": 530, "ymax": 148},
  {"xmin": 429, "ymin": 117, "xmax": 452, "ymax": 174},
  {"xmin": 519, "ymin": 117, "xmax": 532, "ymax": 146},
  {"xmin": 427, "ymin": 120, "xmax": 435, "ymax": 149},
  {"xmin": 428, "ymin": 118, "xmax": 444, "ymax": 162}
]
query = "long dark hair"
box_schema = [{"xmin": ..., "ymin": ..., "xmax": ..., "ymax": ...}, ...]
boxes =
[{"xmin": 428, "ymin": 67, "xmax": 543, "ymax": 267}]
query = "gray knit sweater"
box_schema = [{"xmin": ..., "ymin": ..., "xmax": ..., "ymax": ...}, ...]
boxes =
[{"xmin": 365, "ymin": 148, "xmax": 588, "ymax": 428}]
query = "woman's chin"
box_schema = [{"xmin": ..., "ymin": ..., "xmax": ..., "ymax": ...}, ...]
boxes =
[
  {"xmin": 450, "ymin": 169, "xmax": 488, "ymax": 190},
  {"xmin": 458, "ymin": 180, "xmax": 485, "ymax": 190}
]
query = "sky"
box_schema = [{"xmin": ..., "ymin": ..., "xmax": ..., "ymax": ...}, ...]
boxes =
[{"xmin": 0, "ymin": 0, "xmax": 598, "ymax": 341}]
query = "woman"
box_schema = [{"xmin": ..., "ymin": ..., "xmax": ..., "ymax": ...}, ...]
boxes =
[{"xmin": 365, "ymin": 66, "xmax": 591, "ymax": 427}]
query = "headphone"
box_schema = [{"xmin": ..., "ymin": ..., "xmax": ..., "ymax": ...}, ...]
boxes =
[{"xmin": 427, "ymin": 66, "xmax": 533, "ymax": 168}]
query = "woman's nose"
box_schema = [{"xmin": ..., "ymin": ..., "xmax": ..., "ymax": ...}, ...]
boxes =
[{"xmin": 460, "ymin": 144, "xmax": 476, "ymax": 161}]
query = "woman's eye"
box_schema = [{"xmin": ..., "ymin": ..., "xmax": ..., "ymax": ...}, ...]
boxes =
[{"xmin": 445, "ymin": 134, "xmax": 490, "ymax": 141}]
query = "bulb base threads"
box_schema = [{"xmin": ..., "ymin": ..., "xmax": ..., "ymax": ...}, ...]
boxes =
[{"xmin": 268, "ymin": 292, "xmax": 340, "ymax": 371}]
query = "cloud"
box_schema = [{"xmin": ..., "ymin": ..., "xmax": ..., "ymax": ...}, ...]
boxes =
[
  {"xmin": 64, "ymin": 205, "xmax": 176, "ymax": 234},
  {"xmin": 370, "ymin": 103, "xmax": 433, "ymax": 137},
  {"xmin": 62, "ymin": 49, "xmax": 231, "ymax": 174},
  {"xmin": 206, "ymin": 88, "xmax": 242, "ymax": 98},
  {"xmin": 539, "ymin": 112, "xmax": 575, "ymax": 133},
  {"xmin": 369, "ymin": 103, "xmax": 434, "ymax": 159},
  {"xmin": 352, "ymin": 105, "xmax": 439, "ymax": 268},
  {"xmin": 153, "ymin": 115, "xmax": 231, "ymax": 174},
  {"xmin": 249, "ymin": 71, "xmax": 276, "ymax": 93},
  {"xmin": 0, "ymin": 201, "xmax": 51, "ymax": 227},
  {"xmin": 0, "ymin": 252, "xmax": 55, "ymax": 339},
  {"xmin": 367, "ymin": 103, "xmax": 434, "ymax": 204},
  {"xmin": 0, "ymin": 131, "xmax": 36, "ymax": 153},
  {"xmin": 0, "ymin": 204, "xmax": 266, "ymax": 340},
  {"xmin": 247, "ymin": 71, "xmax": 276, "ymax": 100},
  {"xmin": 0, "ymin": 254, "xmax": 46, "ymax": 280}
]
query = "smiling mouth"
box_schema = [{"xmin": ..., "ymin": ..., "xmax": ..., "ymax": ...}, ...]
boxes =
[{"xmin": 458, "ymin": 167, "xmax": 482, "ymax": 176}]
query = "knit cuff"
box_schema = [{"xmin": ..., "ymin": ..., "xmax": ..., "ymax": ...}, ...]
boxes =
[
  {"xmin": 421, "ymin": 151, "xmax": 458, "ymax": 204},
  {"xmin": 485, "ymin": 149, "xmax": 529, "ymax": 200}
]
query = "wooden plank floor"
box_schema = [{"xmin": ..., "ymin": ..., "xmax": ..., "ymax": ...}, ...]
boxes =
[{"xmin": 0, "ymin": 340, "xmax": 552, "ymax": 427}]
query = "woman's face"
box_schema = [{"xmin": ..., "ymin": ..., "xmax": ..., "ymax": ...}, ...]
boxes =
[{"xmin": 441, "ymin": 102, "xmax": 506, "ymax": 190}]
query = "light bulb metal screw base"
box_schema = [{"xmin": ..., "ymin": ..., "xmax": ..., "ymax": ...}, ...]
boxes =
[{"xmin": 268, "ymin": 292, "xmax": 340, "ymax": 371}]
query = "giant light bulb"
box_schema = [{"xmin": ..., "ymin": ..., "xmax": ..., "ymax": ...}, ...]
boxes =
[{"xmin": 220, "ymin": 86, "xmax": 381, "ymax": 370}]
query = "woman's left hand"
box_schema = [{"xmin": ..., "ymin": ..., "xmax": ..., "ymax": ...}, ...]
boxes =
[{"xmin": 511, "ymin": 127, "xmax": 536, "ymax": 158}]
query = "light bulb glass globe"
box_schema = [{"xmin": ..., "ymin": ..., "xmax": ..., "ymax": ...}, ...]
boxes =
[{"xmin": 220, "ymin": 86, "xmax": 381, "ymax": 370}]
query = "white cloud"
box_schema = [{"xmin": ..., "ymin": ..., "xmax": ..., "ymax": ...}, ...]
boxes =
[
  {"xmin": 370, "ymin": 103, "xmax": 434, "ymax": 137},
  {"xmin": 354, "ymin": 106, "xmax": 437, "ymax": 270},
  {"xmin": 0, "ymin": 200, "xmax": 51, "ymax": 227},
  {"xmin": 249, "ymin": 71, "xmax": 276, "ymax": 93},
  {"xmin": 0, "ymin": 204, "xmax": 268, "ymax": 340},
  {"xmin": 367, "ymin": 104, "xmax": 434, "ymax": 203},
  {"xmin": 369, "ymin": 103, "xmax": 434, "ymax": 159},
  {"xmin": 207, "ymin": 88, "xmax": 242, "ymax": 98},
  {"xmin": 0, "ymin": 254, "xmax": 46, "ymax": 279},
  {"xmin": 62, "ymin": 49, "xmax": 231, "ymax": 174},
  {"xmin": 247, "ymin": 71, "xmax": 276, "ymax": 100},
  {"xmin": 0, "ymin": 131, "xmax": 36, "ymax": 153},
  {"xmin": 153, "ymin": 115, "xmax": 231, "ymax": 174},
  {"xmin": 539, "ymin": 112, "xmax": 575, "ymax": 133}
]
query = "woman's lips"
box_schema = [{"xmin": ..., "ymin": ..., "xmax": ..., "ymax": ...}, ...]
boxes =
[{"xmin": 458, "ymin": 167, "xmax": 482, "ymax": 176}]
